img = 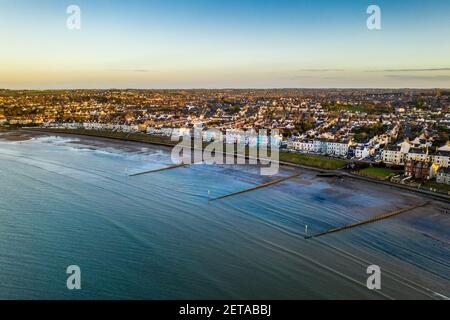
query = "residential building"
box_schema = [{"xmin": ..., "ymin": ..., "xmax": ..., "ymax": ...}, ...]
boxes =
[
  {"xmin": 436, "ymin": 167, "xmax": 450, "ymax": 185},
  {"xmin": 431, "ymin": 151, "xmax": 450, "ymax": 168},
  {"xmin": 382, "ymin": 146, "xmax": 405, "ymax": 165},
  {"xmin": 404, "ymin": 159, "xmax": 431, "ymax": 180},
  {"xmin": 405, "ymin": 148, "xmax": 430, "ymax": 162},
  {"xmin": 354, "ymin": 146, "xmax": 370, "ymax": 159}
]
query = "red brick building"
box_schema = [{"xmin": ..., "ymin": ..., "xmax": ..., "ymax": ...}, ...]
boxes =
[{"xmin": 404, "ymin": 159, "xmax": 431, "ymax": 180}]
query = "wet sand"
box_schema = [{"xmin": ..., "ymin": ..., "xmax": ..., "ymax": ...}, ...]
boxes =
[
  {"xmin": 0, "ymin": 132, "xmax": 33, "ymax": 141},
  {"xmin": 14, "ymin": 130, "xmax": 450, "ymax": 206},
  {"xmin": 19, "ymin": 129, "xmax": 450, "ymax": 238}
]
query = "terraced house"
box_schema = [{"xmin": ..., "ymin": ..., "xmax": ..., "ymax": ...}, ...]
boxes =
[
  {"xmin": 382, "ymin": 146, "xmax": 405, "ymax": 165},
  {"xmin": 431, "ymin": 151, "xmax": 450, "ymax": 168},
  {"xmin": 436, "ymin": 167, "xmax": 450, "ymax": 185}
]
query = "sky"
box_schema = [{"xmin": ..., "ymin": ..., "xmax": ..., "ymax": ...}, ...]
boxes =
[{"xmin": 0, "ymin": 0, "xmax": 449, "ymax": 89}]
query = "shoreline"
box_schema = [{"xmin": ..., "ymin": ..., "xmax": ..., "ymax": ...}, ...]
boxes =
[
  {"xmin": 0, "ymin": 131, "xmax": 33, "ymax": 141},
  {"xmin": 2, "ymin": 127, "xmax": 449, "ymax": 299},
  {"xmin": 15, "ymin": 128, "xmax": 450, "ymax": 204}
]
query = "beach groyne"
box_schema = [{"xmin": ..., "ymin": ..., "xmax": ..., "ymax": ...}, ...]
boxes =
[
  {"xmin": 20, "ymin": 128, "xmax": 450, "ymax": 203},
  {"xmin": 210, "ymin": 172, "xmax": 302, "ymax": 201},
  {"xmin": 305, "ymin": 202, "xmax": 430, "ymax": 239},
  {"xmin": 129, "ymin": 163, "xmax": 188, "ymax": 176}
]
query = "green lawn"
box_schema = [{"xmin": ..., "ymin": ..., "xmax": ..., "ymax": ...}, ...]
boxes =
[
  {"xmin": 358, "ymin": 167, "xmax": 397, "ymax": 179},
  {"xmin": 421, "ymin": 180, "xmax": 450, "ymax": 194},
  {"xmin": 279, "ymin": 152, "xmax": 348, "ymax": 170}
]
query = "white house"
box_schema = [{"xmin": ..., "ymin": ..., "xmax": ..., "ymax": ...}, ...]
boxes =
[
  {"xmin": 315, "ymin": 140, "xmax": 350, "ymax": 157},
  {"xmin": 288, "ymin": 140, "xmax": 315, "ymax": 153},
  {"xmin": 355, "ymin": 146, "xmax": 370, "ymax": 159},
  {"xmin": 288, "ymin": 139, "xmax": 349, "ymax": 157},
  {"xmin": 382, "ymin": 146, "xmax": 405, "ymax": 165},
  {"xmin": 405, "ymin": 148, "xmax": 430, "ymax": 162},
  {"xmin": 436, "ymin": 167, "xmax": 450, "ymax": 185},
  {"xmin": 431, "ymin": 151, "xmax": 450, "ymax": 168}
]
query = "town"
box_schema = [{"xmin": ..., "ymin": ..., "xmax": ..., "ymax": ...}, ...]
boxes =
[{"xmin": 0, "ymin": 88, "xmax": 449, "ymax": 193}]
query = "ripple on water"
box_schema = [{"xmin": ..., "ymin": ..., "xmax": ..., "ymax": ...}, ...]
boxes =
[{"xmin": 0, "ymin": 135, "xmax": 449, "ymax": 299}]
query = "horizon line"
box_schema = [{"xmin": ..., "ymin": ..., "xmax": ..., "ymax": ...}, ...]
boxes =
[{"xmin": 1, "ymin": 87, "xmax": 449, "ymax": 91}]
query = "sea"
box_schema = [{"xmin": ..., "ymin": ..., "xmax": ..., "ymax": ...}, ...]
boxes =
[{"xmin": 0, "ymin": 133, "xmax": 449, "ymax": 299}]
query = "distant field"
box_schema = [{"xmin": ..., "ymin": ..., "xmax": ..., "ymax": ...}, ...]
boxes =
[
  {"xmin": 279, "ymin": 152, "xmax": 348, "ymax": 170},
  {"xmin": 358, "ymin": 167, "xmax": 397, "ymax": 179}
]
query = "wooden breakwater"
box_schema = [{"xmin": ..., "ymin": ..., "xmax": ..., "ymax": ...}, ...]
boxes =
[
  {"xmin": 305, "ymin": 201, "xmax": 429, "ymax": 239},
  {"xmin": 210, "ymin": 172, "xmax": 302, "ymax": 201},
  {"xmin": 129, "ymin": 163, "xmax": 188, "ymax": 177}
]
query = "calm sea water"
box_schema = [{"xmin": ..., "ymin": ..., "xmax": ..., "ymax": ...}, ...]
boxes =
[{"xmin": 0, "ymin": 134, "xmax": 449, "ymax": 299}]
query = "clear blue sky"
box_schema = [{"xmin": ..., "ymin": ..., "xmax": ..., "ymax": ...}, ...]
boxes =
[{"xmin": 1, "ymin": 0, "xmax": 449, "ymax": 88}]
